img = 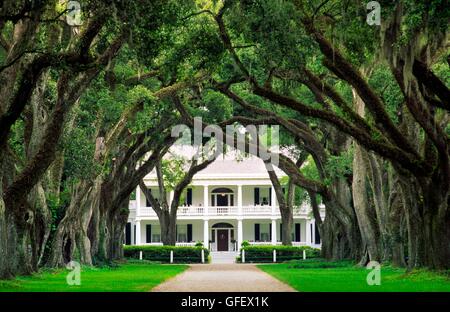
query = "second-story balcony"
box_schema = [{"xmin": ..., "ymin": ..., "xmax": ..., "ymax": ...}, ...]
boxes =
[{"xmin": 129, "ymin": 201, "xmax": 321, "ymax": 218}]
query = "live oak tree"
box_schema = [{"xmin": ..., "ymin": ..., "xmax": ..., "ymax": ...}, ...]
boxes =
[
  {"xmin": 176, "ymin": 0, "xmax": 449, "ymax": 269},
  {"xmin": 0, "ymin": 0, "xmax": 448, "ymax": 279},
  {"xmin": 139, "ymin": 146, "xmax": 216, "ymax": 246}
]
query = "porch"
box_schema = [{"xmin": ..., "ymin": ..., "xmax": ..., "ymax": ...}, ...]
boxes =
[{"xmin": 125, "ymin": 218, "xmax": 322, "ymax": 251}]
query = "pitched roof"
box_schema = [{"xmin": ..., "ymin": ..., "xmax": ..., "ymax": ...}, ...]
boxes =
[{"xmin": 145, "ymin": 145, "xmax": 292, "ymax": 180}]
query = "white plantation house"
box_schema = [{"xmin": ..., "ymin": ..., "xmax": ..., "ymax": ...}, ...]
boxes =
[{"xmin": 126, "ymin": 146, "xmax": 324, "ymax": 252}]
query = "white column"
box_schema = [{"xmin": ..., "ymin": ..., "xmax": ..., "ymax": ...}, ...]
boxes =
[
  {"xmin": 271, "ymin": 219, "xmax": 277, "ymax": 245},
  {"xmin": 203, "ymin": 219, "xmax": 209, "ymax": 249},
  {"xmin": 203, "ymin": 185, "xmax": 209, "ymax": 216},
  {"xmin": 306, "ymin": 220, "xmax": 311, "ymax": 245},
  {"xmin": 271, "ymin": 186, "xmax": 277, "ymax": 215},
  {"xmin": 131, "ymin": 221, "xmax": 135, "ymax": 245},
  {"xmin": 237, "ymin": 218, "xmax": 243, "ymax": 250},
  {"xmin": 237, "ymin": 184, "xmax": 242, "ymax": 216},
  {"xmin": 136, "ymin": 185, "xmax": 141, "ymax": 216},
  {"xmin": 135, "ymin": 220, "xmax": 141, "ymax": 245}
]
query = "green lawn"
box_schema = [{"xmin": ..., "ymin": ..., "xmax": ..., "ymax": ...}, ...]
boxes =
[
  {"xmin": 259, "ymin": 261, "xmax": 450, "ymax": 292},
  {"xmin": 0, "ymin": 262, "xmax": 187, "ymax": 292}
]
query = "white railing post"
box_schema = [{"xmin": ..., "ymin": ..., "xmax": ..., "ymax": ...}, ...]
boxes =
[
  {"xmin": 203, "ymin": 219, "xmax": 209, "ymax": 249},
  {"xmin": 271, "ymin": 186, "xmax": 277, "ymax": 215},
  {"xmin": 303, "ymin": 249, "xmax": 306, "ymax": 260},
  {"xmin": 203, "ymin": 185, "xmax": 209, "ymax": 217},
  {"xmin": 170, "ymin": 250, "xmax": 174, "ymax": 263},
  {"xmin": 237, "ymin": 218, "xmax": 243, "ymax": 250},
  {"xmin": 135, "ymin": 220, "xmax": 141, "ymax": 245},
  {"xmin": 273, "ymin": 249, "xmax": 276, "ymax": 263},
  {"xmin": 237, "ymin": 184, "xmax": 243, "ymax": 217},
  {"xmin": 201, "ymin": 249, "xmax": 205, "ymax": 263},
  {"xmin": 139, "ymin": 250, "xmax": 143, "ymax": 260},
  {"xmin": 306, "ymin": 220, "xmax": 311, "ymax": 246},
  {"xmin": 136, "ymin": 185, "xmax": 141, "ymax": 217},
  {"xmin": 242, "ymin": 249, "xmax": 245, "ymax": 263}
]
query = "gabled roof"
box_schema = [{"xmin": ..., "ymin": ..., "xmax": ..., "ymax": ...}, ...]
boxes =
[{"xmin": 144, "ymin": 145, "xmax": 294, "ymax": 180}]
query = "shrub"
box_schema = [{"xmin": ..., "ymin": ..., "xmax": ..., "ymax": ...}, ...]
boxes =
[
  {"xmin": 239, "ymin": 245, "xmax": 321, "ymax": 263},
  {"xmin": 123, "ymin": 245, "xmax": 209, "ymax": 263},
  {"xmin": 195, "ymin": 241, "xmax": 204, "ymax": 247},
  {"xmin": 286, "ymin": 259, "xmax": 355, "ymax": 269},
  {"xmin": 241, "ymin": 240, "xmax": 250, "ymax": 248}
]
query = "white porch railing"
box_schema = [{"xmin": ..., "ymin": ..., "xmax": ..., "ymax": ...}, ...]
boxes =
[
  {"xmin": 178, "ymin": 206, "xmax": 205, "ymax": 216},
  {"xmin": 249, "ymin": 241, "xmax": 282, "ymax": 246},
  {"xmin": 138, "ymin": 242, "xmax": 197, "ymax": 247},
  {"xmin": 129, "ymin": 204, "xmax": 322, "ymax": 217},
  {"xmin": 248, "ymin": 241, "xmax": 310, "ymax": 246},
  {"xmin": 242, "ymin": 205, "xmax": 272, "ymax": 215},
  {"xmin": 208, "ymin": 206, "xmax": 239, "ymax": 216}
]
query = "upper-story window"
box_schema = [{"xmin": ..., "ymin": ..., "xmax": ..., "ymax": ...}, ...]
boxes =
[{"xmin": 211, "ymin": 188, "xmax": 234, "ymax": 207}]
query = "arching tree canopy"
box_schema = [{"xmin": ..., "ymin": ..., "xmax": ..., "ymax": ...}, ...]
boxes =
[{"xmin": 0, "ymin": 0, "xmax": 448, "ymax": 279}]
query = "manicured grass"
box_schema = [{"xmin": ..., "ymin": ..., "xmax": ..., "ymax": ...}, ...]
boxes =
[
  {"xmin": 258, "ymin": 261, "xmax": 450, "ymax": 292},
  {"xmin": 0, "ymin": 262, "xmax": 187, "ymax": 292}
]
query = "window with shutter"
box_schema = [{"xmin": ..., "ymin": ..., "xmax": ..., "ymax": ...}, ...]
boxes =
[
  {"xmin": 125, "ymin": 223, "xmax": 131, "ymax": 245},
  {"xmin": 146, "ymin": 224, "xmax": 152, "ymax": 243},
  {"xmin": 187, "ymin": 188, "xmax": 192, "ymax": 206},
  {"xmin": 295, "ymin": 223, "xmax": 301, "ymax": 242},
  {"xmin": 187, "ymin": 224, "xmax": 193, "ymax": 242},
  {"xmin": 255, "ymin": 223, "xmax": 260, "ymax": 241},
  {"xmin": 254, "ymin": 188, "xmax": 260, "ymax": 205}
]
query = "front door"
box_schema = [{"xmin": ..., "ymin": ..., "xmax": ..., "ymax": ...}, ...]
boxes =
[{"xmin": 217, "ymin": 229, "xmax": 229, "ymax": 251}]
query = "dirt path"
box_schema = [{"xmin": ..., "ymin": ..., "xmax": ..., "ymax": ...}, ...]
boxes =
[{"xmin": 151, "ymin": 264, "xmax": 296, "ymax": 292}]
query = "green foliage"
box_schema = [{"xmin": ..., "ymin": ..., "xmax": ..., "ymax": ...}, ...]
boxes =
[
  {"xmin": 323, "ymin": 149, "xmax": 354, "ymax": 185},
  {"xmin": 239, "ymin": 245, "xmax": 321, "ymax": 263},
  {"xmin": 286, "ymin": 259, "xmax": 355, "ymax": 269},
  {"xmin": 160, "ymin": 156, "xmax": 188, "ymax": 192},
  {"xmin": 123, "ymin": 245, "xmax": 209, "ymax": 263}
]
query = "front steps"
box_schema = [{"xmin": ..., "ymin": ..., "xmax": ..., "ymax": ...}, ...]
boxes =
[{"xmin": 210, "ymin": 251, "xmax": 239, "ymax": 264}]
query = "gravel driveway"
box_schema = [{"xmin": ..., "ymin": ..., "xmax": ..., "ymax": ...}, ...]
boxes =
[{"xmin": 151, "ymin": 264, "xmax": 296, "ymax": 292}]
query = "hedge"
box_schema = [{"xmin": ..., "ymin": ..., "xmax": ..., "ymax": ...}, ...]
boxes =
[
  {"xmin": 123, "ymin": 245, "xmax": 209, "ymax": 263},
  {"xmin": 238, "ymin": 245, "xmax": 321, "ymax": 263}
]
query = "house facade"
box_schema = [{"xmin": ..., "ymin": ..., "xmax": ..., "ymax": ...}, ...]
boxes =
[{"xmin": 126, "ymin": 147, "xmax": 324, "ymax": 252}]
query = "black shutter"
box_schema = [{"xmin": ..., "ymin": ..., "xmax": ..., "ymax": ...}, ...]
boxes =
[
  {"xmin": 255, "ymin": 224, "xmax": 260, "ymax": 241},
  {"xmin": 315, "ymin": 225, "xmax": 321, "ymax": 244},
  {"xmin": 254, "ymin": 187, "xmax": 260, "ymax": 205},
  {"xmin": 146, "ymin": 224, "xmax": 152, "ymax": 243},
  {"xmin": 146, "ymin": 189, "xmax": 152, "ymax": 207},
  {"xmin": 269, "ymin": 187, "xmax": 272, "ymax": 205},
  {"xmin": 295, "ymin": 223, "xmax": 301, "ymax": 242},
  {"xmin": 187, "ymin": 188, "xmax": 193, "ymax": 206},
  {"xmin": 176, "ymin": 225, "xmax": 178, "ymax": 242},
  {"xmin": 269, "ymin": 223, "xmax": 272, "ymax": 240},
  {"xmin": 187, "ymin": 224, "xmax": 193, "ymax": 242},
  {"xmin": 280, "ymin": 223, "xmax": 283, "ymax": 241},
  {"xmin": 133, "ymin": 224, "xmax": 136, "ymax": 245},
  {"xmin": 125, "ymin": 223, "xmax": 131, "ymax": 245}
]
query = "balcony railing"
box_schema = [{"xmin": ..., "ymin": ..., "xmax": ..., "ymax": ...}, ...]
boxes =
[{"xmin": 130, "ymin": 204, "xmax": 320, "ymax": 217}]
